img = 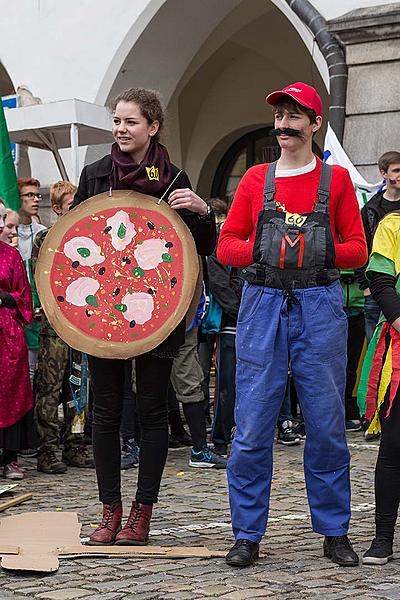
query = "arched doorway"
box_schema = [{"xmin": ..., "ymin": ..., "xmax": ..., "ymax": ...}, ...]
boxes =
[
  {"xmin": 92, "ymin": 0, "xmax": 328, "ymax": 188},
  {"xmin": 211, "ymin": 127, "xmax": 323, "ymax": 200}
]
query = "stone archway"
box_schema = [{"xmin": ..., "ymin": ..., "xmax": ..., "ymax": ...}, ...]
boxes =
[{"xmin": 91, "ymin": 0, "xmax": 328, "ymax": 190}]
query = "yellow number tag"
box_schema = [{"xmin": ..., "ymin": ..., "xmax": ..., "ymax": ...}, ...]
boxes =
[{"xmin": 285, "ymin": 212, "xmax": 307, "ymax": 227}]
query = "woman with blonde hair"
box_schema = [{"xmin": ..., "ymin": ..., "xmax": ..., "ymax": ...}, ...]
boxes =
[
  {"xmin": 0, "ymin": 207, "xmax": 19, "ymax": 246},
  {"xmin": 0, "ymin": 199, "xmax": 34, "ymax": 479}
]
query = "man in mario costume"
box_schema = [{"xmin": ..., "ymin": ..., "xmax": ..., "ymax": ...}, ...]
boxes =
[{"xmin": 217, "ymin": 82, "xmax": 367, "ymax": 568}]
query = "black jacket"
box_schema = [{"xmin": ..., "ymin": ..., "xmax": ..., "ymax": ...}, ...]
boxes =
[
  {"xmin": 355, "ymin": 192, "xmax": 397, "ymax": 290},
  {"xmin": 73, "ymin": 154, "xmax": 216, "ymax": 357},
  {"xmin": 207, "ymin": 256, "xmax": 243, "ymax": 329}
]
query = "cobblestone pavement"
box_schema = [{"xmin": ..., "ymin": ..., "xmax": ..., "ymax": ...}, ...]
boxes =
[{"xmin": 1, "ymin": 432, "xmax": 399, "ymax": 599}]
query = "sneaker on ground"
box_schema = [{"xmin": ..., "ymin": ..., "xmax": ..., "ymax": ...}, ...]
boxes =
[
  {"xmin": 362, "ymin": 537, "xmax": 393, "ymax": 565},
  {"xmin": 345, "ymin": 419, "xmax": 362, "ymax": 432},
  {"xmin": 293, "ymin": 421, "xmax": 306, "ymax": 439},
  {"xmin": 189, "ymin": 447, "xmax": 227, "ymax": 469},
  {"xmin": 365, "ymin": 430, "xmax": 381, "ymax": 441},
  {"xmin": 277, "ymin": 420, "xmax": 301, "ymax": 446},
  {"xmin": 4, "ymin": 462, "xmax": 24, "ymax": 480},
  {"xmin": 361, "ymin": 418, "xmax": 381, "ymax": 441},
  {"xmin": 213, "ymin": 444, "xmax": 228, "ymax": 457},
  {"xmin": 62, "ymin": 444, "xmax": 94, "ymax": 468},
  {"xmin": 37, "ymin": 450, "xmax": 68, "ymax": 474},
  {"xmin": 18, "ymin": 448, "xmax": 38, "ymax": 458},
  {"xmin": 121, "ymin": 439, "xmax": 140, "ymax": 470}
]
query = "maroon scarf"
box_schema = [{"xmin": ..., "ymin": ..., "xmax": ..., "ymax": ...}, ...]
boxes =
[{"xmin": 110, "ymin": 140, "xmax": 173, "ymax": 196}]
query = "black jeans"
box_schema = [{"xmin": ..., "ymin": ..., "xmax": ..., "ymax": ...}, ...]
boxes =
[
  {"xmin": 88, "ymin": 353, "xmax": 173, "ymax": 505},
  {"xmin": 345, "ymin": 311, "xmax": 365, "ymax": 420},
  {"xmin": 375, "ymin": 392, "xmax": 400, "ymax": 540},
  {"xmin": 120, "ymin": 360, "xmax": 140, "ymax": 444},
  {"xmin": 211, "ymin": 333, "xmax": 236, "ymax": 449}
]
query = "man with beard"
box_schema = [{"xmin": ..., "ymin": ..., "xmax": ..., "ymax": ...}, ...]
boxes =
[{"xmin": 217, "ymin": 83, "xmax": 367, "ymax": 567}]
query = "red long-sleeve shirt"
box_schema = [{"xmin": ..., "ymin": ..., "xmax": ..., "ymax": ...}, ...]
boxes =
[{"xmin": 217, "ymin": 158, "xmax": 368, "ymax": 269}]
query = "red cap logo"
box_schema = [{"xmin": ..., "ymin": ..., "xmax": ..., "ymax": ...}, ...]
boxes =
[{"xmin": 266, "ymin": 82, "xmax": 322, "ymax": 117}]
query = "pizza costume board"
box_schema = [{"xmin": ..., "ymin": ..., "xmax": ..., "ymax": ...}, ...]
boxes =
[{"xmin": 35, "ymin": 190, "xmax": 199, "ymax": 359}]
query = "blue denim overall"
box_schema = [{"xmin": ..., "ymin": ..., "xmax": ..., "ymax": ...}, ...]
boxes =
[{"xmin": 228, "ymin": 162, "xmax": 350, "ymax": 543}]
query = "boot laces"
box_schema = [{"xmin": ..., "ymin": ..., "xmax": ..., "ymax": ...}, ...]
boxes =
[
  {"xmin": 126, "ymin": 504, "xmax": 149, "ymax": 530},
  {"xmin": 235, "ymin": 539, "xmax": 254, "ymax": 549},
  {"xmin": 100, "ymin": 506, "xmax": 117, "ymax": 531}
]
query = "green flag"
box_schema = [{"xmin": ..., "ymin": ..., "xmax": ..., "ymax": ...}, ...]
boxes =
[{"xmin": 0, "ymin": 98, "xmax": 19, "ymax": 210}]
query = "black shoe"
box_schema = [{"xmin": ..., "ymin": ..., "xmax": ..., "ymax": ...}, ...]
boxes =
[
  {"xmin": 213, "ymin": 444, "xmax": 228, "ymax": 457},
  {"xmin": 226, "ymin": 539, "xmax": 259, "ymax": 567},
  {"xmin": 323, "ymin": 535, "xmax": 359, "ymax": 567},
  {"xmin": 361, "ymin": 417, "xmax": 381, "ymax": 441},
  {"xmin": 362, "ymin": 537, "xmax": 393, "ymax": 565},
  {"xmin": 277, "ymin": 420, "xmax": 301, "ymax": 446},
  {"xmin": 293, "ymin": 421, "xmax": 306, "ymax": 439},
  {"xmin": 169, "ymin": 429, "xmax": 193, "ymax": 448}
]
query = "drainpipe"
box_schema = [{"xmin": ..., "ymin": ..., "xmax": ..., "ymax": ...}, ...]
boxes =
[{"xmin": 284, "ymin": 0, "xmax": 347, "ymax": 143}]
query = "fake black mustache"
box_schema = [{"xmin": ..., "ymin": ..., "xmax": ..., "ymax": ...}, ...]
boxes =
[{"xmin": 270, "ymin": 127, "xmax": 304, "ymax": 139}]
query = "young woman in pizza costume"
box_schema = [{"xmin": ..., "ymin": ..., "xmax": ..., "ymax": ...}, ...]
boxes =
[
  {"xmin": 72, "ymin": 88, "xmax": 216, "ymax": 545},
  {"xmin": 358, "ymin": 211, "xmax": 400, "ymax": 565}
]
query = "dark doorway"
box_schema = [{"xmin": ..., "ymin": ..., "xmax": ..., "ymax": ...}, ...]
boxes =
[{"xmin": 211, "ymin": 127, "xmax": 322, "ymax": 201}]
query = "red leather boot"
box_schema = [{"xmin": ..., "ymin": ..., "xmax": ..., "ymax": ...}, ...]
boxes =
[
  {"xmin": 115, "ymin": 501, "xmax": 153, "ymax": 545},
  {"xmin": 87, "ymin": 501, "xmax": 122, "ymax": 545}
]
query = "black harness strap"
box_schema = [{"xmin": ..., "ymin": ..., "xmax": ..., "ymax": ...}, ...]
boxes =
[
  {"xmin": 263, "ymin": 161, "xmax": 278, "ymax": 210},
  {"xmin": 263, "ymin": 160, "xmax": 332, "ymax": 214},
  {"xmin": 314, "ymin": 162, "xmax": 332, "ymax": 213}
]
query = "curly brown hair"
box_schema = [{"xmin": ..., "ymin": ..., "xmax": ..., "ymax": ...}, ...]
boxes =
[{"xmin": 110, "ymin": 88, "xmax": 164, "ymax": 142}]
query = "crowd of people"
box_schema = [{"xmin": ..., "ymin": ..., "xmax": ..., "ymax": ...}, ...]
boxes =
[{"xmin": 1, "ymin": 82, "xmax": 400, "ymax": 568}]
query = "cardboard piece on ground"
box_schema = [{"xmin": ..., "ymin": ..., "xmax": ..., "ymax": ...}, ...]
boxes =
[
  {"xmin": 0, "ymin": 546, "xmax": 19, "ymax": 555},
  {"xmin": 0, "ymin": 512, "xmax": 224, "ymax": 572},
  {"xmin": 60, "ymin": 545, "xmax": 225, "ymax": 559},
  {"xmin": 0, "ymin": 493, "xmax": 33, "ymax": 512},
  {"xmin": 0, "ymin": 511, "xmax": 81, "ymax": 572}
]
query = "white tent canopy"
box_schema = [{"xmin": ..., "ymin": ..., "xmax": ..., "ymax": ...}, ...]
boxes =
[{"xmin": 5, "ymin": 99, "xmax": 113, "ymax": 184}]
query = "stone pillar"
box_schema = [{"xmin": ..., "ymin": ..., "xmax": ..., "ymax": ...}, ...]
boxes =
[{"xmin": 329, "ymin": 4, "xmax": 400, "ymax": 182}]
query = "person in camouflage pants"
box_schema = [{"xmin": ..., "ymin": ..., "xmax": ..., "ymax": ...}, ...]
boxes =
[{"xmin": 33, "ymin": 182, "xmax": 93, "ymax": 474}]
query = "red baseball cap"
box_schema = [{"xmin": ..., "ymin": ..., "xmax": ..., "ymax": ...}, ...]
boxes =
[{"xmin": 266, "ymin": 82, "xmax": 322, "ymax": 117}]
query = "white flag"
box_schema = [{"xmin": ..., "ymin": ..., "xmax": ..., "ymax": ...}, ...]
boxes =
[{"xmin": 323, "ymin": 124, "xmax": 383, "ymax": 208}]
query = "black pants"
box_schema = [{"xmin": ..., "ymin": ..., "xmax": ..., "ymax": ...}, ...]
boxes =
[
  {"xmin": 88, "ymin": 354, "xmax": 173, "ymax": 505},
  {"xmin": 345, "ymin": 311, "xmax": 365, "ymax": 421},
  {"xmin": 375, "ymin": 393, "xmax": 400, "ymax": 540},
  {"xmin": 120, "ymin": 360, "xmax": 140, "ymax": 444},
  {"xmin": 198, "ymin": 334, "xmax": 215, "ymax": 413},
  {"xmin": 212, "ymin": 333, "xmax": 236, "ymax": 449}
]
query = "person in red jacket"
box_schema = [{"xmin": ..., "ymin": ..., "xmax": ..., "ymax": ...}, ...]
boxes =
[{"xmin": 218, "ymin": 82, "xmax": 367, "ymax": 568}]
